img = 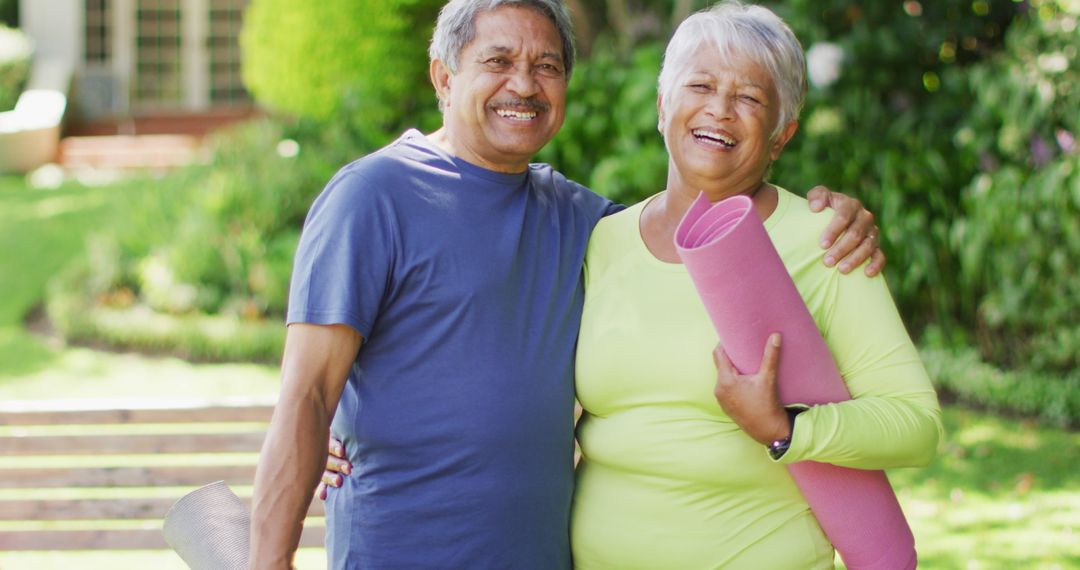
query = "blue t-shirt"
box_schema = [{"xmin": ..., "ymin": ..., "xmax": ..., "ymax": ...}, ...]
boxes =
[{"xmin": 287, "ymin": 130, "xmax": 619, "ymax": 569}]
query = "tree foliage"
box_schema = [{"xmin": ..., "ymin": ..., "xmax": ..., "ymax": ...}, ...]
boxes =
[{"xmin": 241, "ymin": 0, "xmax": 443, "ymax": 145}]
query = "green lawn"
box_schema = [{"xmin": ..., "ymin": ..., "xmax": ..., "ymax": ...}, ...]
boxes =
[
  {"xmin": 0, "ymin": 176, "xmax": 116, "ymax": 378},
  {"xmin": 0, "ymin": 176, "xmax": 281, "ymax": 399},
  {"xmin": 0, "ymin": 175, "xmax": 1076, "ymax": 569}
]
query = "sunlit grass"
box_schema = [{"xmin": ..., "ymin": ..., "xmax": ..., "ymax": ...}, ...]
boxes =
[{"xmin": 889, "ymin": 408, "xmax": 1080, "ymax": 569}]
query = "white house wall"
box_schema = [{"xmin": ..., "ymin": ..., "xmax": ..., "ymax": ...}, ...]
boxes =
[{"xmin": 20, "ymin": 0, "xmax": 83, "ymax": 73}]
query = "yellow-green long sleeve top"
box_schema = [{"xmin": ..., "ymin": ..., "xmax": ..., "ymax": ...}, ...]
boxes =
[{"xmin": 572, "ymin": 189, "xmax": 943, "ymax": 569}]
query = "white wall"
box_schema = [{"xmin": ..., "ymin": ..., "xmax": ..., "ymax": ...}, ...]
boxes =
[{"xmin": 19, "ymin": 0, "xmax": 83, "ymax": 72}]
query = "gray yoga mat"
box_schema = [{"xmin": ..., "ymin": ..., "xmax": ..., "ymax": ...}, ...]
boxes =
[{"xmin": 162, "ymin": 480, "xmax": 249, "ymax": 570}]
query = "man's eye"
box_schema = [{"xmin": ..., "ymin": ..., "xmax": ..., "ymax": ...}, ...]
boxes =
[{"xmin": 537, "ymin": 63, "xmax": 563, "ymax": 75}]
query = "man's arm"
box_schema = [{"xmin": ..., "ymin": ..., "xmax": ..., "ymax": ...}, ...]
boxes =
[
  {"xmin": 249, "ymin": 323, "xmax": 362, "ymax": 569},
  {"xmin": 807, "ymin": 186, "xmax": 885, "ymax": 276}
]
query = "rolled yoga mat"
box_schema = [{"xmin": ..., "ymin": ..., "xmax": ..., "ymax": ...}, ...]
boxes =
[
  {"xmin": 674, "ymin": 192, "xmax": 917, "ymax": 570},
  {"xmin": 162, "ymin": 480, "xmax": 249, "ymax": 570}
]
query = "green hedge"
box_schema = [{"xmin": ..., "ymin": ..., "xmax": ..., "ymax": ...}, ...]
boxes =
[
  {"xmin": 922, "ymin": 345, "xmax": 1079, "ymax": 428},
  {"xmin": 46, "ymin": 119, "xmax": 342, "ymax": 362},
  {"xmin": 241, "ymin": 0, "xmax": 442, "ymax": 147},
  {"xmin": 950, "ymin": 5, "xmax": 1080, "ymax": 376},
  {"xmin": 0, "ymin": 25, "xmax": 30, "ymax": 112},
  {"xmin": 0, "ymin": 0, "xmax": 16, "ymax": 28}
]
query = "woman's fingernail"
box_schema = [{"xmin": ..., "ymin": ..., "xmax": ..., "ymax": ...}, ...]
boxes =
[{"xmin": 824, "ymin": 255, "xmax": 836, "ymax": 266}]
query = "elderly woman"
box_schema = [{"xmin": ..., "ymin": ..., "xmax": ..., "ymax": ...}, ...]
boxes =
[{"xmin": 570, "ymin": 2, "xmax": 942, "ymax": 568}]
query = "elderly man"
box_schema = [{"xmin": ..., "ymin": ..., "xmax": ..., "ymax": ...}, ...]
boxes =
[{"xmin": 248, "ymin": 1, "xmax": 882, "ymax": 568}]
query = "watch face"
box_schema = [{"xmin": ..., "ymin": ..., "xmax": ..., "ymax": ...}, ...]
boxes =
[{"xmin": 769, "ymin": 438, "xmax": 791, "ymax": 460}]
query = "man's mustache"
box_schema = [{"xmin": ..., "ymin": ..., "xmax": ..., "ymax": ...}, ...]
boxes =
[{"xmin": 488, "ymin": 98, "xmax": 549, "ymax": 113}]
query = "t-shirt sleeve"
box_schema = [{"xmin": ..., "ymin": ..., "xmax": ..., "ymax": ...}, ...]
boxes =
[
  {"xmin": 286, "ymin": 170, "xmax": 396, "ymax": 339},
  {"xmin": 780, "ymin": 270, "xmax": 944, "ymax": 469}
]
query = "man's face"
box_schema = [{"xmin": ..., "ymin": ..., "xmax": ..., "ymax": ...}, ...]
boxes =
[{"xmin": 432, "ymin": 6, "xmax": 568, "ymax": 173}]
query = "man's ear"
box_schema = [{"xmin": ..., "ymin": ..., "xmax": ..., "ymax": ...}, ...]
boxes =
[
  {"xmin": 770, "ymin": 120, "xmax": 799, "ymax": 160},
  {"xmin": 430, "ymin": 59, "xmax": 452, "ymax": 107}
]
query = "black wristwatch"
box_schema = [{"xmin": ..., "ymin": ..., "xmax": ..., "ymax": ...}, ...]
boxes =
[{"xmin": 767, "ymin": 408, "xmax": 804, "ymax": 460}]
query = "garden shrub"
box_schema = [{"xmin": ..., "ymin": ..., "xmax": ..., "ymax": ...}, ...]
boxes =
[
  {"xmin": 922, "ymin": 345, "xmax": 1079, "ymax": 428},
  {"xmin": 773, "ymin": 0, "xmax": 1021, "ymax": 333},
  {"xmin": 241, "ymin": 0, "xmax": 443, "ymax": 148},
  {"xmin": 47, "ymin": 118, "xmax": 344, "ymax": 362},
  {"xmin": 949, "ymin": 1, "xmax": 1080, "ymax": 375},
  {"xmin": 0, "ymin": 24, "xmax": 30, "ymax": 112},
  {"xmin": 537, "ymin": 39, "xmax": 668, "ymax": 206},
  {"xmin": 0, "ymin": 0, "xmax": 15, "ymax": 27}
]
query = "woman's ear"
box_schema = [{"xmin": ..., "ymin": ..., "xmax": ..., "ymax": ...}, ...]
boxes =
[
  {"xmin": 656, "ymin": 94, "xmax": 666, "ymax": 134},
  {"xmin": 770, "ymin": 120, "xmax": 799, "ymax": 160}
]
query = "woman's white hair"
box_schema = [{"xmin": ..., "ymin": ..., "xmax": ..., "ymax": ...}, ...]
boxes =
[
  {"xmin": 657, "ymin": 1, "xmax": 807, "ymax": 138},
  {"xmin": 429, "ymin": 0, "xmax": 575, "ymax": 78}
]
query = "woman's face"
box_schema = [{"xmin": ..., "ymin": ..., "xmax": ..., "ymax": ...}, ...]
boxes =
[{"xmin": 659, "ymin": 47, "xmax": 797, "ymax": 192}]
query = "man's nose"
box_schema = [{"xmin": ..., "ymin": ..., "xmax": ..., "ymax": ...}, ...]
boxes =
[{"xmin": 505, "ymin": 65, "xmax": 540, "ymax": 98}]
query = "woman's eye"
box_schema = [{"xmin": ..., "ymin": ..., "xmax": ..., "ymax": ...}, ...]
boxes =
[{"xmin": 738, "ymin": 94, "xmax": 762, "ymax": 105}]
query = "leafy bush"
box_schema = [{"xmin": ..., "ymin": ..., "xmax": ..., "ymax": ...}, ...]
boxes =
[
  {"xmin": 241, "ymin": 0, "xmax": 442, "ymax": 147},
  {"xmin": 537, "ymin": 39, "xmax": 668, "ymax": 205},
  {"xmin": 950, "ymin": 2, "xmax": 1080, "ymax": 375},
  {"xmin": 47, "ymin": 118, "xmax": 351, "ymax": 361},
  {"xmin": 922, "ymin": 345, "xmax": 1079, "ymax": 428},
  {"xmin": 773, "ymin": 0, "xmax": 1022, "ymax": 333},
  {"xmin": 0, "ymin": 0, "xmax": 16, "ymax": 28},
  {"xmin": 0, "ymin": 24, "xmax": 30, "ymax": 112}
]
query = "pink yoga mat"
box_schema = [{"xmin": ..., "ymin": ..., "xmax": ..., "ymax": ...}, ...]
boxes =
[{"xmin": 674, "ymin": 193, "xmax": 916, "ymax": 570}]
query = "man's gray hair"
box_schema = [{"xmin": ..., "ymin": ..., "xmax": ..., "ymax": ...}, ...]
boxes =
[
  {"xmin": 430, "ymin": 0, "xmax": 576, "ymax": 79},
  {"xmin": 658, "ymin": 1, "xmax": 807, "ymax": 138}
]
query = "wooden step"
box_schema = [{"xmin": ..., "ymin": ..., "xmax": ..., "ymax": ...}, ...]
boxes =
[
  {"xmin": 0, "ymin": 525, "xmax": 325, "ymax": 551},
  {"xmin": 0, "ymin": 496, "xmax": 325, "ymax": 520},
  {"xmin": 0, "ymin": 432, "xmax": 267, "ymax": 456},
  {"xmin": 0, "ymin": 465, "xmax": 257, "ymax": 488},
  {"xmin": 58, "ymin": 134, "xmax": 205, "ymax": 170},
  {"xmin": 0, "ymin": 398, "xmax": 276, "ymax": 426}
]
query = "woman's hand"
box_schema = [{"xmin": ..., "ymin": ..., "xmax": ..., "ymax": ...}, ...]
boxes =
[
  {"xmin": 314, "ymin": 435, "xmax": 352, "ymax": 501},
  {"xmin": 712, "ymin": 334, "xmax": 791, "ymax": 446},
  {"xmin": 806, "ymin": 186, "xmax": 886, "ymax": 276}
]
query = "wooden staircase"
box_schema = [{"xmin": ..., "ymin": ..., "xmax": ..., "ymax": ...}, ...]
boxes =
[{"xmin": 0, "ymin": 398, "xmax": 324, "ymax": 553}]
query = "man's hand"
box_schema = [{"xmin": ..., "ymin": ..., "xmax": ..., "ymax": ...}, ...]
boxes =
[
  {"xmin": 712, "ymin": 334, "xmax": 789, "ymax": 446},
  {"xmin": 315, "ymin": 435, "xmax": 351, "ymax": 501},
  {"xmin": 807, "ymin": 186, "xmax": 885, "ymax": 276}
]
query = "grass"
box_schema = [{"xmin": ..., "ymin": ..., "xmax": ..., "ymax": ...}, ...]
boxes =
[
  {"xmin": 0, "ymin": 174, "xmax": 1076, "ymax": 569},
  {"xmin": 0, "ymin": 175, "xmax": 281, "ymax": 399},
  {"xmin": 891, "ymin": 408, "xmax": 1079, "ymax": 569}
]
